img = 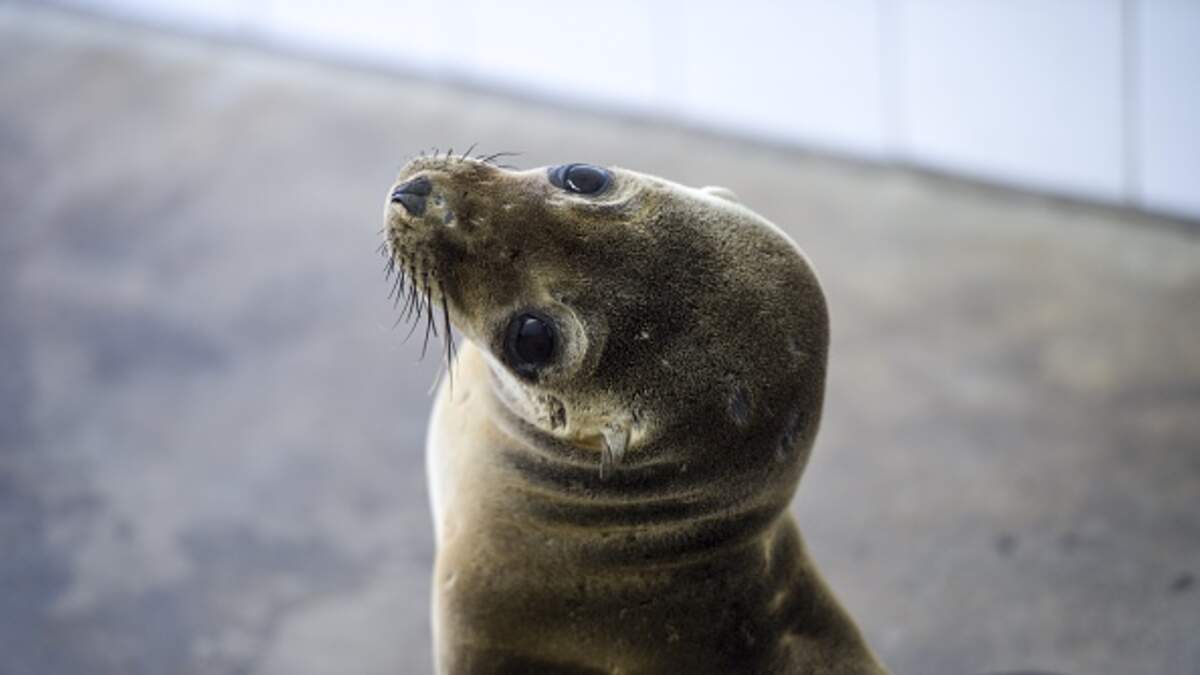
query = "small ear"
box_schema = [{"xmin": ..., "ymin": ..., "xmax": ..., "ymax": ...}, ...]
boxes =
[{"xmin": 701, "ymin": 185, "xmax": 740, "ymax": 204}]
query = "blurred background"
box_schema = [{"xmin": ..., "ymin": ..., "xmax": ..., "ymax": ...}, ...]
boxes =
[{"xmin": 1, "ymin": 1, "xmax": 1197, "ymax": 674}]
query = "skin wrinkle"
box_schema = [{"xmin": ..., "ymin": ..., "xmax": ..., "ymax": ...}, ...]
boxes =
[{"xmin": 383, "ymin": 157, "xmax": 889, "ymax": 674}]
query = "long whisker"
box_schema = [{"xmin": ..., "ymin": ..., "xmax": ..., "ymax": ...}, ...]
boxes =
[
  {"xmin": 391, "ymin": 270, "xmax": 406, "ymax": 307},
  {"xmin": 404, "ymin": 295, "xmax": 424, "ymax": 341},
  {"xmin": 426, "ymin": 285, "xmax": 439, "ymax": 339},
  {"xmin": 401, "ymin": 263, "xmax": 423, "ymax": 341},
  {"xmin": 387, "ymin": 267, "xmax": 398, "ymax": 297},
  {"xmin": 403, "ymin": 310, "xmax": 423, "ymax": 342},
  {"xmin": 421, "ymin": 295, "xmax": 436, "ymax": 358},
  {"xmin": 480, "ymin": 151, "xmax": 521, "ymax": 164},
  {"xmin": 402, "ymin": 260, "xmax": 421, "ymax": 319}
]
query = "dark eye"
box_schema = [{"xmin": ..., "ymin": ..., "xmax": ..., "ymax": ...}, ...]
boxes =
[
  {"xmin": 548, "ymin": 163, "xmax": 612, "ymax": 195},
  {"xmin": 504, "ymin": 313, "xmax": 558, "ymax": 377}
]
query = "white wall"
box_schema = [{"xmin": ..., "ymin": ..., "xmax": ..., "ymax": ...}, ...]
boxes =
[
  {"xmin": 672, "ymin": 1, "xmax": 889, "ymax": 158},
  {"xmin": 896, "ymin": 1, "xmax": 1126, "ymax": 202},
  {"xmin": 1136, "ymin": 0, "xmax": 1200, "ymax": 218},
  {"xmin": 56, "ymin": 0, "xmax": 1200, "ymax": 220}
]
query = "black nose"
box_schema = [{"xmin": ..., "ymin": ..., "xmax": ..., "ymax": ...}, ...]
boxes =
[{"xmin": 391, "ymin": 176, "xmax": 432, "ymax": 216}]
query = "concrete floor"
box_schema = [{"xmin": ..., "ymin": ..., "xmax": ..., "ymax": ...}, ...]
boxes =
[{"xmin": 2, "ymin": 5, "xmax": 1199, "ymax": 675}]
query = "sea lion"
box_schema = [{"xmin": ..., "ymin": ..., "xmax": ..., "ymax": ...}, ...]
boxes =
[{"xmin": 381, "ymin": 151, "xmax": 889, "ymax": 675}]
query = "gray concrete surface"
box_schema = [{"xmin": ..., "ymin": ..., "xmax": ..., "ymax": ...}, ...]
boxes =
[{"xmin": 2, "ymin": 5, "xmax": 1199, "ymax": 675}]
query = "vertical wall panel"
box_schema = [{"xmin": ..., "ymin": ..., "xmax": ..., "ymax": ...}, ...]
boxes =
[
  {"xmin": 897, "ymin": 1, "xmax": 1125, "ymax": 202},
  {"xmin": 256, "ymin": 0, "xmax": 472, "ymax": 74},
  {"xmin": 1136, "ymin": 0, "xmax": 1200, "ymax": 219},
  {"xmin": 673, "ymin": 0, "xmax": 887, "ymax": 158},
  {"xmin": 463, "ymin": 0, "xmax": 661, "ymax": 112}
]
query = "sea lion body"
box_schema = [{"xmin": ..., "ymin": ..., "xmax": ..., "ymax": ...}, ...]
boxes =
[{"xmin": 384, "ymin": 154, "xmax": 887, "ymax": 674}]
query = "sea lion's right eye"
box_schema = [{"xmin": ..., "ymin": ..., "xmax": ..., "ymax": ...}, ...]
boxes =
[
  {"xmin": 504, "ymin": 312, "xmax": 558, "ymax": 377},
  {"xmin": 548, "ymin": 164, "xmax": 612, "ymax": 195}
]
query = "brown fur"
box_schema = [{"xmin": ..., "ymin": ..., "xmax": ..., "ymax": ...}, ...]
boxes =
[{"xmin": 383, "ymin": 156, "xmax": 888, "ymax": 674}]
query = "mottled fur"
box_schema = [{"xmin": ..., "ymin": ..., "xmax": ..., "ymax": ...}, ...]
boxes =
[{"xmin": 383, "ymin": 156, "xmax": 888, "ymax": 674}]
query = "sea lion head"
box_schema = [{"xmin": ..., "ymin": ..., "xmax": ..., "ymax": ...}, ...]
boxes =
[{"xmin": 383, "ymin": 153, "xmax": 827, "ymax": 480}]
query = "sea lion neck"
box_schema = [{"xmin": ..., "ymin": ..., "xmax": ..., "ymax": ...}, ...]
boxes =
[{"xmin": 474, "ymin": 363, "xmax": 789, "ymax": 566}]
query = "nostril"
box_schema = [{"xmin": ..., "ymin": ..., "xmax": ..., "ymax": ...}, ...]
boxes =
[
  {"xmin": 392, "ymin": 192, "xmax": 426, "ymax": 216},
  {"xmin": 391, "ymin": 176, "xmax": 433, "ymax": 216},
  {"xmin": 394, "ymin": 176, "xmax": 432, "ymax": 196}
]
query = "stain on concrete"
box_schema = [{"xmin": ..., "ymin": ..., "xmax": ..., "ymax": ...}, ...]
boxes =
[
  {"xmin": 77, "ymin": 307, "xmax": 228, "ymax": 382},
  {"xmin": 994, "ymin": 532, "xmax": 1018, "ymax": 557},
  {"xmin": 1169, "ymin": 572, "xmax": 1194, "ymax": 595}
]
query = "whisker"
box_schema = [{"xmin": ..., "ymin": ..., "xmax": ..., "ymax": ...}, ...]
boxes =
[
  {"xmin": 402, "ymin": 260, "xmax": 420, "ymax": 319},
  {"xmin": 422, "ymin": 268, "xmax": 439, "ymax": 341},
  {"xmin": 460, "ymin": 142, "xmax": 478, "ymax": 161},
  {"xmin": 390, "ymin": 272, "xmax": 405, "ymax": 307},
  {"xmin": 421, "ymin": 297, "xmax": 436, "ymax": 358},
  {"xmin": 403, "ymin": 264, "xmax": 427, "ymax": 341},
  {"xmin": 403, "ymin": 281, "xmax": 420, "ymax": 321},
  {"xmin": 412, "ymin": 284, "xmax": 426, "ymax": 322},
  {"xmin": 480, "ymin": 151, "xmax": 521, "ymax": 164},
  {"xmin": 404, "ymin": 301, "xmax": 423, "ymax": 341}
]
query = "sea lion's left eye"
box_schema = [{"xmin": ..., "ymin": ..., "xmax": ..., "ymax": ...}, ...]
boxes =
[
  {"xmin": 504, "ymin": 312, "xmax": 558, "ymax": 377},
  {"xmin": 549, "ymin": 164, "xmax": 611, "ymax": 195}
]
